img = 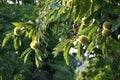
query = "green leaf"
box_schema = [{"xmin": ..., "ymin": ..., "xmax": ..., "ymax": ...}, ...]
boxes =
[
  {"xmin": 53, "ymin": 39, "xmax": 71, "ymax": 57},
  {"xmin": 13, "ymin": 37, "xmax": 18, "ymax": 50},
  {"xmin": 49, "ymin": 11, "xmax": 57, "ymax": 22},
  {"xmin": 28, "ymin": 29, "xmax": 34, "ymax": 38},
  {"xmin": 78, "ymin": 25, "xmax": 94, "ymax": 35},
  {"xmin": 86, "ymin": 10, "xmax": 100, "ymax": 22},
  {"xmin": 90, "ymin": 0, "xmax": 94, "ymax": 14},
  {"xmin": 73, "ymin": 5, "xmax": 80, "ymax": 21},
  {"xmin": 35, "ymin": 55, "xmax": 39, "ymax": 68},
  {"xmin": 12, "ymin": 22, "xmax": 25, "ymax": 27},
  {"xmin": 20, "ymin": 48, "xmax": 31, "ymax": 58},
  {"xmin": 113, "ymin": 16, "xmax": 120, "ymax": 29},
  {"xmin": 87, "ymin": 41, "xmax": 95, "ymax": 52},
  {"xmin": 63, "ymin": 40, "xmax": 73, "ymax": 65},
  {"xmin": 88, "ymin": 26, "xmax": 98, "ymax": 39},
  {"xmin": 35, "ymin": 49, "xmax": 42, "ymax": 61},
  {"xmin": 77, "ymin": 42, "xmax": 82, "ymax": 60},
  {"xmin": 57, "ymin": 6, "xmax": 66, "ymax": 19},
  {"xmin": 46, "ymin": 10, "xmax": 57, "ymax": 23},
  {"xmin": 2, "ymin": 35, "xmax": 11, "ymax": 47},
  {"xmin": 25, "ymin": 30, "xmax": 29, "ymax": 37},
  {"xmin": 18, "ymin": 37, "xmax": 22, "ymax": 46},
  {"xmin": 24, "ymin": 49, "xmax": 32, "ymax": 63},
  {"xmin": 90, "ymin": 0, "xmax": 93, "ymax": 3},
  {"xmin": 101, "ymin": 42, "xmax": 106, "ymax": 55},
  {"xmin": 104, "ymin": 8, "xmax": 117, "ymax": 15}
]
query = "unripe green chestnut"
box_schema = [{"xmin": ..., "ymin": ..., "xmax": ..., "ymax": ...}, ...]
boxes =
[
  {"xmin": 30, "ymin": 41, "xmax": 39, "ymax": 50},
  {"xmin": 67, "ymin": 0, "xmax": 72, "ymax": 7},
  {"xmin": 103, "ymin": 21, "xmax": 112, "ymax": 30},
  {"xmin": 14, "ymin": 27, "xmax": 22, "ymax": 36},
  {"xmin": 102, "ymin": 29, "xmax": 111, "ymax": 37},
  {"xmin": 78, "ymin": 35, "xmax": 89, "ymax": 44}
]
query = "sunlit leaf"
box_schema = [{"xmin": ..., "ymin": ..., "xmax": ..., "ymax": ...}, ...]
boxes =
[
  {"xmin": 101, "ymin": 42, "xmax": 106, "ymax": 55},
  {"xmin": 77, "ymin": 42, "xmax": 82, "ymax": 60},
  {"xmin": 48, "ymin": 11, "xmax": 57, "ymax": 22},
  {"xmin": 53, "ymin": 39, "xmax": 71, "ymax": 57},
  {"xmin": 86, "ymin": 10, "xmax": 100, "ymax": 22},
  {"xmin": 57, "ymin": 6, "xmax": 66, "ymax": 19},
  {"xmin": 29, "ymin": 29, "xmax": 35, "ymax": 38},
  {"xmin": 78, "ymin": 25, "xmax": 94, "ymax": 35},
  {"xmin": 88, "ymin": 26, "xmax": 98, "ymax": 39},
  {"xmin": 13, "ymin": 37, "xmax": 18, "ymax": 50},
  {"xmin": 35, "ymin": 49, "xmax": 42, "ymax": 61},
  {"xmin": 63, "ymin": 40, "xmax": 73, "ymax": 65},
  {"xmin": 20, "ymin": 48, "xmax": 31, "ymax": 58},
  {"xmin": 18, "ymin": 37, "xmax": 22, "ymax": 46},
  {"xmin": 87, "ymin": 41, "xmax": 95, "ymax": 53},
  {"xmin": 2, "ymin": 35, "xmax": 12, "ymax": 47},
  {"xmin": 12, "ymin": 22, "xmax": 25, "ymax": 27},
  {"xmin": 35, "ymin": 55, "xmax": 39, "ymax": 68},
  {"xmin": 24, "ymin": 49, "xmax": 32, "ymax": 63},
  {"xmin": 90, "ymin": 0, "xmax": 93, "ymax": 3}
]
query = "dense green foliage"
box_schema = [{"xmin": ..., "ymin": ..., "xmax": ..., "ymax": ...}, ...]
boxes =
[
  {"xmin": 0, "ymin": 1, "xmax": 77, "ymax": 80},
  {"xmin": 76, "ymin": 56, "xmax": 120, "ymax": 80},
  {"xmin": 1, "ymin": 0, "xmax": 120, "ymax": 80}
]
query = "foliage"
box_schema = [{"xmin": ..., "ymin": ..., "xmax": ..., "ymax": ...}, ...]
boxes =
[
  {"xmin": 0, "ymin": 1, "xmax": 77, "ymax": 80},
  {"xmin": 2, "ymin": 0, "xmax": 120, "ymax": 66},
  {"xmin": 75, "ymin": 56, "xmax": 120, "ymax": 80},
  {"xmin": 1, "ymin": 0, "xmax": 120, "ymax": 80}
]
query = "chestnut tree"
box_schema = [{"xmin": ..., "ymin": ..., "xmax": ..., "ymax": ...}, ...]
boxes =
[{"xmin": 1, "ymin": 0, "xmax": 120, "ymax": 80}]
